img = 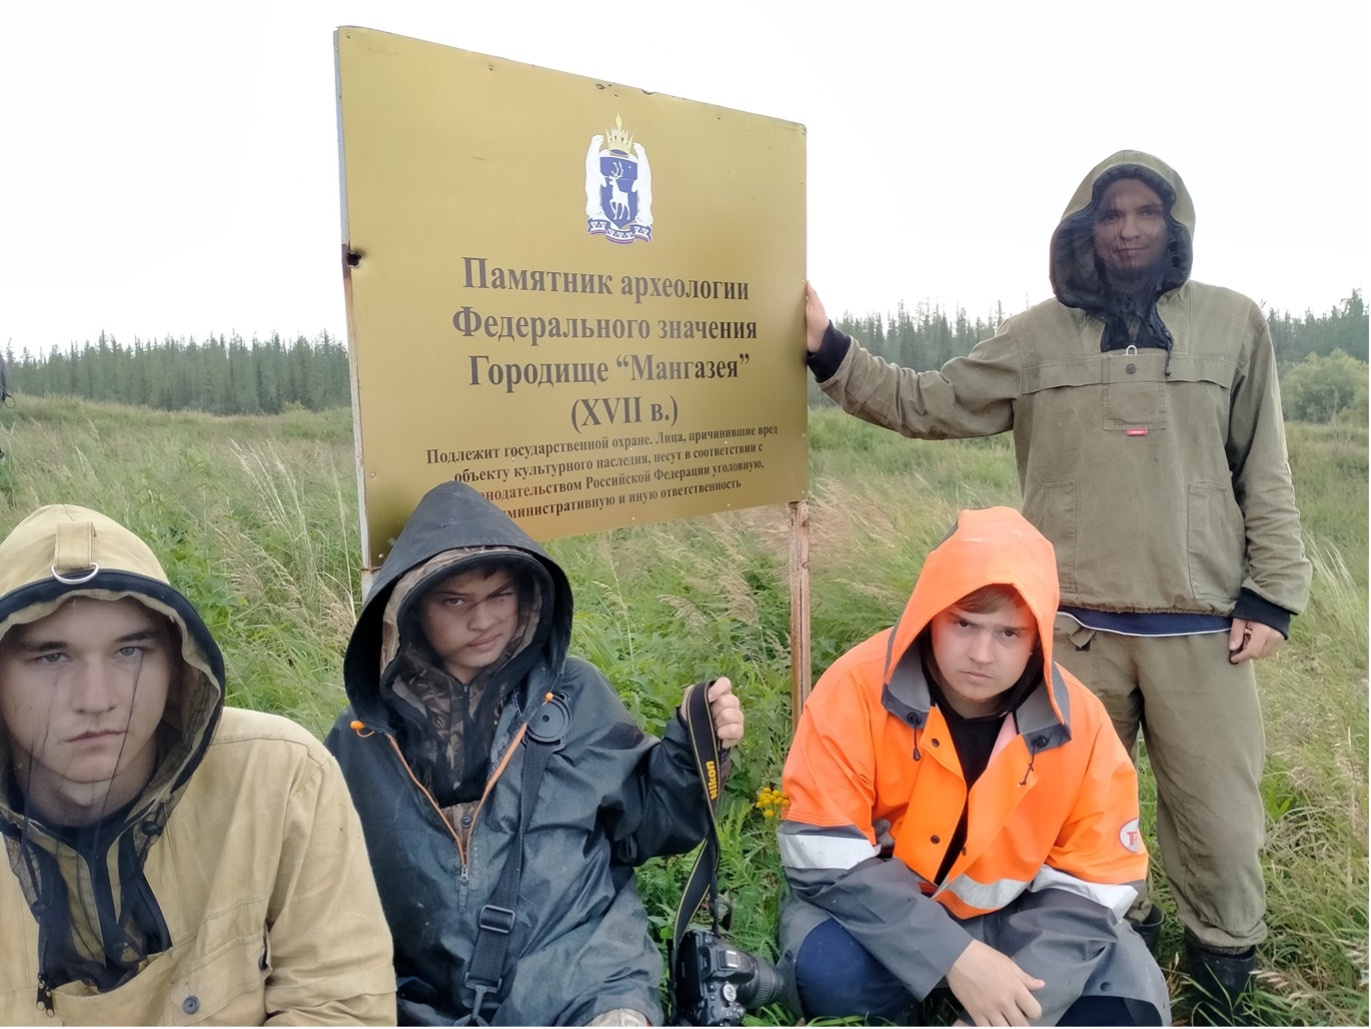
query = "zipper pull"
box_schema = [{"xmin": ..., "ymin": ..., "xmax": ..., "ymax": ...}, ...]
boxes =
[{"xmin": 36, "ymin": 974, "xmax": 54, "ymax": 1016}]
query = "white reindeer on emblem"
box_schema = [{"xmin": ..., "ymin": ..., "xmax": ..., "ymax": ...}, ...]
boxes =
[{"xmin": 606, "ymin": 160, "xmax": 632, "ymax": 223}]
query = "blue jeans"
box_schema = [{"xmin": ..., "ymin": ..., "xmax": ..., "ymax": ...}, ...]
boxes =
[{"xmin": 794, "ymin": 918, "xmax": 1155, "ymax": 1026}]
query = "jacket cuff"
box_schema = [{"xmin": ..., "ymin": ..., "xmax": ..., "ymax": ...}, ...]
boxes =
[
  {"xmin": 1232, "ymin": 589, "xmax": 1293, "ymax": 638},
  {"xmin": 806, "ymin": 322, "xmax": 851, "ymax": 382}
]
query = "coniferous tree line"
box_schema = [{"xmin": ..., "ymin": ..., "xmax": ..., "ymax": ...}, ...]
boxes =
[
  {"xmin": 809, "ymin": 301, "xmax": 1008, "ymax": 408},
  {"xmin": 4, "ymin": 331, "xmax": 350, "ymax": 415},
  {"xmin": 4, "ymin": 292, "xmax": 1364, "ymax": 421},
  {"xmin": 1265, "ymin": 289, "xmax": 1367, "ymax": 364}
]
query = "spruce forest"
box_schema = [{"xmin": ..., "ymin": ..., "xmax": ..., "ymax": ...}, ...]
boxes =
[{"xmin": 5, "ymin": 290, "xmax": 1366, "ymax": 422}]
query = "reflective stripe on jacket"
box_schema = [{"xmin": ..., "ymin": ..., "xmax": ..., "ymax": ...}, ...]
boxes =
[{"xmin": 779, "ymin": 508, "xmax": 1148, "ymax": 1004}]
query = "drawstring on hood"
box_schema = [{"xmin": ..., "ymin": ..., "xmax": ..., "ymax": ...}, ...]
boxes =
[{"xmin": 1049, "ymin": 151, "xmax": 1196, "ymax": 374}]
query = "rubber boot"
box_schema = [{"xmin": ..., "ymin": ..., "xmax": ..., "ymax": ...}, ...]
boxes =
[
  {"xmin": 1184, "ymin": 934, "xmax": 1256, "ymax": 1026},
  {"xmin": 1130, "ymin": 905, "xmax": 1164, "ymax": 955}
]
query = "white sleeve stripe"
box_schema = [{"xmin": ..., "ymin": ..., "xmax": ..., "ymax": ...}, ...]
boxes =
[
  {"xmin": 1028, "ymin": 865, "xmax": 1139, "ymax": 918},
  {"xmin": 777, "ymin": 831, "xmax": 879, "ymax": 871}
]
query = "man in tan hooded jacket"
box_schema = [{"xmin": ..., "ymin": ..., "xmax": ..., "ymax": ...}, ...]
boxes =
[
  {"xmin": 0, "ymin": 504, "xmax": 396, "ymax": 1025},
  {"xmin": 804, "ymin": 151, "xmax": 1311, "ymax": 1022}
]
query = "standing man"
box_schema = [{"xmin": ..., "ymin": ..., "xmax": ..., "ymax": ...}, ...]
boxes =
[{"xmin": 804, "ymin": 150, "xmax": 1311, "ymax": 1021}]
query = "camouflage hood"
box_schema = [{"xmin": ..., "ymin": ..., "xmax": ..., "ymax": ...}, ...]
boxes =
[{"xmin": 343, "ymin": 481, "xmax": 572, "ymax": 806}]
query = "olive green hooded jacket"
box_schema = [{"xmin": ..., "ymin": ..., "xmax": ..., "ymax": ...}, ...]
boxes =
[{"xmin": 814, "ymin": 150, "xmax": 1311, "ymax": 621}]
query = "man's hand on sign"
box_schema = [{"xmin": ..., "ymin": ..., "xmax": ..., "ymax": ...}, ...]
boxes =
[{"xmin": 805, "ymin": 283, "xmax": 829, "ymax": 354}]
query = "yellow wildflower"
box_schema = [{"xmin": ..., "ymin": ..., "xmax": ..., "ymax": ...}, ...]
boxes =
[{"xmin": 754, "ymin": 786, "xmax": 788, "ymax": 819}]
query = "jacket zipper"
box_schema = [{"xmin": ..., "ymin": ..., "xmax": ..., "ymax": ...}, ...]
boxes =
[
  {"xmin": 384, "ymin": 723, "xmax": 531, "ymax": 884},
  {"xmin": 36, "ymin": 973, "xmax": 54, "ymax": 1016}
]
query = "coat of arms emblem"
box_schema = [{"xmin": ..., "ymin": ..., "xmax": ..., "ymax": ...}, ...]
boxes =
[{"xmin": 585, "ymin": 115, "xmax": 653, "ymax": 244}]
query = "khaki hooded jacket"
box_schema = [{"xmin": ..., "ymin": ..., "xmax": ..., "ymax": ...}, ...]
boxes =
[
  {"xmin": 0, "ymin": 506, "xmax": 395, "ymax": 1025},
  {"xmin": 815, "ymin": 151, "xmax": 1311, "ymax": 622}
]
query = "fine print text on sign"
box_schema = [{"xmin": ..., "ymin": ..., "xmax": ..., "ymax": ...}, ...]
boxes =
[{"xmin": 337, "ymin": 28, "xmax": 806, "ymax": 568}]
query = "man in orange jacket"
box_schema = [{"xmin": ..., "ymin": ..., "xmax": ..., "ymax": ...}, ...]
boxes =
[{"xmin": 778, "ymin": 507, "xmax": 1170, "ymax": 1025}]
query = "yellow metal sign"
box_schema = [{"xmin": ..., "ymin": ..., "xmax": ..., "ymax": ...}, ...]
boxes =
[{"xmin": 336, "ymin": 27, "xmax": 807, "ymax": 570}]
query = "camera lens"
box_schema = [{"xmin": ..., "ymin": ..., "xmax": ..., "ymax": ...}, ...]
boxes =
[
  {"xmin": 674, "ymin": 931, "xmax": 789, "ymax": 1025},
  {"xmin": 735, "ymin": 954, "xmax": 786, "ymax": 1010}
]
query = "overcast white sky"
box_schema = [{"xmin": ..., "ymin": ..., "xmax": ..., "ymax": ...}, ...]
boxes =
[{"xmin": 2, "ymin": 0, "xmax": 1367, "ymax": 355}]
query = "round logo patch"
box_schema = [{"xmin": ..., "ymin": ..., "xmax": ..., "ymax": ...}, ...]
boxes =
[{"xmin": 1119, "ymin": 818, "xmax": 1143, "ymax": 853}]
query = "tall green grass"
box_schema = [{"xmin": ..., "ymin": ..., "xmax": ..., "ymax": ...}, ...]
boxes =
[
  {"xmin": 0, "ymin": 397, "xmax": 1363, "ymax": 1025},
  {"xmin": 0, "ymin": 399, "xmax": 360, "ymax": 731}
]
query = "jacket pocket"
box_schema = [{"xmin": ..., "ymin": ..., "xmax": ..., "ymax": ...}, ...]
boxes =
[
  {"xmin": 1101, "ymin": 349, "xmax": 1235, "ymax": 432},
  {"xmin": 1020, "ymin": 353, "xmax": 1166, "ymax": 433},
  {"xmin": 42, "ymin": 923, "xmax": 269, "ymax": 1026},
  {"xmin": 1023, "ymin": 351, "xmax": 1234, "ymax": 433},
  {"xmin": 1022, "ymin": 481, "xmax": 1077, "ymax": 593},
  {"xmin": 1187, "ymin": 482, "xmax": 1245, "ymax": 603},
  {"xmin": 1102, "ymin": 350, "xmax": 1167, "ymax": 430},
  {"xmin": 165, "ymin": 917, "xmax": 271, "ymax": 1025}
]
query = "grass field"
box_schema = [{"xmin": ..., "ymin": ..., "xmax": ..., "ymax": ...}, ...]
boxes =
[{"xmin": 0, "ymin": 396, "xmax": 1364, "ymax": 1026}]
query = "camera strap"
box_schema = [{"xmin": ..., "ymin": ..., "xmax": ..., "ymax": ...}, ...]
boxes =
[
  {"xmin": 668, "ymin": 680, "xmax": 728, "ymax": 1010},
  {"xmin": 459, "ymin": 692, "xmax": 570, "ymax": 1026}
]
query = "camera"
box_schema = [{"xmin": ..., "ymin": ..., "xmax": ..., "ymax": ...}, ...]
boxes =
[{"xmin": 673, "ymin": 928, "xmax": 787, "ymax": 1026}]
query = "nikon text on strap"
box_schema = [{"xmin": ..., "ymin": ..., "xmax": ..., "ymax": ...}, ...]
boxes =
[{"xmin": 668, "ymin": 680, "xmax": 728, "ymax": 1017}]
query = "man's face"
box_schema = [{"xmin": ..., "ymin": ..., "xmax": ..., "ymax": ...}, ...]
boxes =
[
  {"xmin": 1092, "ymin": 177, "xmax": 1169, "ymax": 282},
  {"xmin": 0, "ymin": 597, "xmax": 173, "ymax": 826},
  {"xmin": 418, "ymin": 566, "xmax": 520, "ymax": 683},
  {"xmin": 929, "ymin": 597, "xmax": 1038, "ymax": 718}
]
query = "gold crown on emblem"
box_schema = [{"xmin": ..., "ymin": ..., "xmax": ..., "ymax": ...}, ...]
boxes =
[{"xmin": 604, "ymin": 114, "xmax": 634, "ymax": 153}]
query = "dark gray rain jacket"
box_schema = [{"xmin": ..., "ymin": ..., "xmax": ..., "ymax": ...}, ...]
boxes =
[{"xmin": 326, "ymin": 481, "xmax": 712, "ymax": 1026}]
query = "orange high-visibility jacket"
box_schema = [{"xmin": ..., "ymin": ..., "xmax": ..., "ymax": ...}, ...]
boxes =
[{"xmin": 779, "ymin": 507, "xmax": 1147, "ymax": 998}]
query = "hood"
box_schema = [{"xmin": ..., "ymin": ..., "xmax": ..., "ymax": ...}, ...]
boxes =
[
  {"xmin": 1049, "ymin": 149, "xmax": 1195, "ymax": 312},
  {"xmin": 0, "ymin": 505, "xmax": 226, "ymax": 816},
  {"xmin": 885, "ymin": 507, "xmax": 1061, "ymax": 719},
  {"xmin": 0, "ymin": 504, "xmax": 225, "ymax": 994},
  {"xmin": 343, "ymin": 481, "xmax": 573, "ymax": 728}
]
